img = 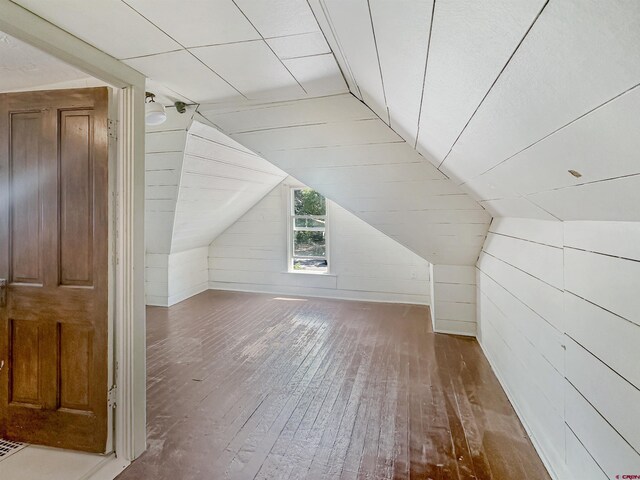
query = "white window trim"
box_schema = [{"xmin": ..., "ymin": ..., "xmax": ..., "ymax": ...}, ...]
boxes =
[{"xmin": 287, "ymin": 186, "xmax": 330, "ymax": 275}]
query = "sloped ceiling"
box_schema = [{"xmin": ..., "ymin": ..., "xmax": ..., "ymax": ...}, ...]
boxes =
[
  {"xmin": 13, "ymin": 0, "xmax": 640, "ymax": 257},
  {"xmin": 13, "ymin": 0, "xmax": 347, "ymax": 104},
  {"xmin": 145, "ymin": 108, "xmax": 287, "ymax": 255},
  {"xmin": 199, "ymin": 94, "xmax": 490, "ymax": 265},
  {"xmin": 312, "ymin": 0, "xmax": 640, "ymax": 221}
]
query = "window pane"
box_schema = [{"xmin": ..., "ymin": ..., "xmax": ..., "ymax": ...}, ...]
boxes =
[
  {"xmin": 294, "ymin": 189, "xmax": 326, "ymax": 216},
  {"xmin": 294, "ymin": 231, "xmax": 325, "ymax": 257},
  {"xmin": 294, "ymin": 217, "xmax": 325, "ymax": 229}
]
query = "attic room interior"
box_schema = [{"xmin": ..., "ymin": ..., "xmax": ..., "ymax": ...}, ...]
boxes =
[{"xmin": 0, "ymin": 1, "xmax": 638, "ymax": 479}]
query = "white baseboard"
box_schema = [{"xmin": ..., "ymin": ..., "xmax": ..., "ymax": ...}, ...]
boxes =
[
  {"xmin": 167, "ymin": 282, "xmax": 209, "ymax": 306},
  {"xmin": 207, "ymin": 282, "xmax": 430, "ymax": 306},
  {"xmin": 85, "ymin": 455, "xmax": 130, "ymax": 480}
]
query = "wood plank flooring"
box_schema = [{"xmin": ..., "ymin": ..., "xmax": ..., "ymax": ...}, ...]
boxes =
[{"xmin": 116, "ymin": 290, "xmax": 550, "ymax": 480}]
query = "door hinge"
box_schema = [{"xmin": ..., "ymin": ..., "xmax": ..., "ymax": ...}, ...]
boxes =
[
  {"xmin": 108, "ymin": 385, "xmax": 118, "ymax": 409},
  {"xmin": 108, "ymin": 118, "xmax": 118, "ymax": 140}
]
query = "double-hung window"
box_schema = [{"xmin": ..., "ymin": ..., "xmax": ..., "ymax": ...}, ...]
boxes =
[{"xmin": 289, "ymin": 187, "xmax": 328, "ymax": 273}]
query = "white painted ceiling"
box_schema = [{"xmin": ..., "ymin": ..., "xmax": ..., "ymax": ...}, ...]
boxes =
[
  {"xmin": 312, "ymin": 0, "xmax": 640, "ymax": 221},
  {"xmin": 0, "ymin": 30, "xmax": 95, "ymax": 92},
  {"xmin": 145, "ymin": 108, "xmax": 287, "ymax": 255},
  {"xmin": 199, "ymin": 94, "xmax": 491, "ymax": 265},
  {"xmin": 11, "ymin": 0, "xmax": 640, "ymax": 264},
  {"xmin": 13, "ymin": 0, "xmax": 347, "ymax": 104}
]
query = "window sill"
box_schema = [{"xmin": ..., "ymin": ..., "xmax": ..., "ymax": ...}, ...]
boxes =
[{"xmin": 284, "ymin": 270, "xmax": 336, "ymax": 277}]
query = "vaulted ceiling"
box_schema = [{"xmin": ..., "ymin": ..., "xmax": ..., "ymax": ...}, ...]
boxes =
[
  {"xmin": 312, "ymin": 0, "xmax": 640, "ymax": 221},
  {"xmin": 145, "ymin": 107, "xmax": 287, "ymax": 255},
  {"xmin": 12, "ymin": 0, "xmax": 640, "ymax": 264}
]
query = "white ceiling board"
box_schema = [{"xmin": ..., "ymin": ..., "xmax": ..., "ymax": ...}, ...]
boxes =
[
  {"xmin": 283, "ymin": 54, "xmax": 347, "ymax": 97},
  {"xmin": 124, "ymin": 0, "xmax": 260, "ymax": 48},
  {"xmin": 527, "ymin": 175, "xmax": 640, "ymax": 222},
  {"xmin": 14, "ymin": 0, "xmax": 181, "ymax": 59},
  {"xmin": 306, "ymin": 0, "xmax": 359, "ymax": 95},
  {"xmin": 188, "ymin": 121, "xmax": 260, "ymax": 157},
  {"xmin": 204, "ymin": 94, "xmax": 490, "ymax": 265},
  {"xmin": 480, "ymin": 197, "xmax": 559, "ymax": 221},
  {"xmin": 144, "ymin": 117, "xmax": 287, "ymax": 255},
  {"xmin": 191, "ymin": 40, "xmax": 305, "ymax": 99},
  {"xmin": 266, "ymin": 142, "xmax": 434, "ymax": 171},
  {"xmin": 144, "ymin": 78, "xmax": 192, "ymax": 105},
  {"xmin": 318, "ymin": 0, "xmax": 388, "ymax": 122},
  {"xmin": 369, "ymin": 0, "xmax": 433, "ymax": 146},
  {"xmin": 0, "ymin": 32, "xmax": 94, "ymax": 92},
  {"xmin": 231, "ymin": 118, "xmax": 401, "ymax": 153},
  {"xmin": 290, "ymin": 163, "xmax": 445, "ymax": 185},
  {"xmin": 478, "ymin": 86, "xmax": 640, "ymax": 197},
  {"xmin": 416, "ymin": 0, "xmax": 545, "ymax": 164},
  {"xmin": 460, "ymin": 174, "xmax": 519, "ymax": 202},
  {"xmin": 124, "ymin": 50, "xmax": 242, "ymax": 103},
  {"xmin": 442, "ymin": 0, "xmax": 640, "ymax": 183},
  {"xmin": 171, "ymin": 121, "xmax": 287, "ymax": 253},
  {"xmin": 233, "ymin": 0, "xmax": 320, "ymax": 38},
  {"xmin": 200, "ymin": 93, "xmax": 374, "ymax": 134},
  {"xmin": 267, "ymin": 32, "xmax": 330, "ymax": 59}
]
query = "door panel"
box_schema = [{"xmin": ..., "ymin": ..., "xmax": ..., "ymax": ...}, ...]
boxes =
[
  {"xmin": 9, "ymin": 111, "xmax": 43, "ymax": 285},
  {"xmin": 0, "ymin": 88, "xmax": 109, "ymax": 453}
]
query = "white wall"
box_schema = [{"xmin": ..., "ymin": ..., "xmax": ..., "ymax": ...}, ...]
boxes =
[
  {"xmin": 209, "ymin": 178, "xmax": 430, "ymax": 305},
  {"xmin": 200, "ymin": 94, "xmax": 491, "ymax": 267},
  {"xmin": 144, "ymin": 112, "xmax": 286, "ymax": 306},
  {"xmin": 146, "ymin": 247, "xmax": 209, "ymax": 307},
  {"xmin": 171, "ymin": 121, "xmax": 287, "ymax": 254},
  {"xmin": 430, "ymin": 264, "xmax": 477, "ymax": 336},
  {"xmin": 477, "ymin": 218, "xmax": 640, "ymax": 479}
]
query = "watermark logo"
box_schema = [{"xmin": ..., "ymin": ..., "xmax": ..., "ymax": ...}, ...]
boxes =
[{"xmin": 616, "ymin": 475, "xmax": 640, "ymax": 479}]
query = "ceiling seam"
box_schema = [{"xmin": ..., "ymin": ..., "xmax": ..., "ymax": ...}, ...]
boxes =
[
  {"xmin": 365, "ymin": 0, "xmax": 390, "ymax": 126},
  {"xmin": 230, "ymin": 0, "xmax": 308, "ymax": 95},
  {"xmin": 313, "ymin": 0, "xmax": 363, "ymax": 100},
  {"xmin": 473, "ymin": 80, "xmax": 640, "ymax": 180},
  {"xmin": 120, "ymin": 0, "xmax": 248, "ymax": 100},
  {"xmin": 437, "ymin": 0, "xmax": 550, "ymax": 170},
  {"xmin": 413, "ymin": 0, "xmax": 437, "ymax": 149},
  {"xmin": 304, "ymin": 1, "xmax": 352, "ymax": 98}
]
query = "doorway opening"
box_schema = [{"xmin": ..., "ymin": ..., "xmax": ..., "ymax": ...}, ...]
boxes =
[{"xmin": 0, "ymin": 29, "xmax": 122, "ymax": 480}]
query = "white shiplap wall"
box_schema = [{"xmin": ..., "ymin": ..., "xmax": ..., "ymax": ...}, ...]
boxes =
[
  {"xmin": 209, "ymin": 178, "xmax": 430, "ymax": 305},
  {"xmin": 477, "ymin": 218, "xmax": 640, "ymax": 479},
  {"xmin": 146, "ymin": 247, "xmax": 209, "ymax": 307},
  {"xmin": 311, "ymin": 0, "xmax": 640, "ymax": 223},
  {"xmin": 199, "ymin": 94, "xmax": 491, "ymax": 267},
  {"xmin": 145, "ymin": 106, "xmax": 196, "ymax": 255},
  {"xmin": 171, "ymin": 121, "xmax": 287, "ymax": 253},
  {"xmin": 145, "ymin": 114, "xmax": 287, "ymax": 306}
]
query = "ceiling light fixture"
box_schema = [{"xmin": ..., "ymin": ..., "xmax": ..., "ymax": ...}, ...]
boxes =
[{"xmin": 145, "ymin": 92, "xmax": 167, "ymax": 126}]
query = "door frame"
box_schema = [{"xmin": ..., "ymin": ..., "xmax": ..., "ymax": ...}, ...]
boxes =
[{"xmin": 0, "ymin": 0, "xmax": 147, "ymax": 463}]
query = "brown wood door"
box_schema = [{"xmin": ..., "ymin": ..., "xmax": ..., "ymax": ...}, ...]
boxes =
[{"xmin": 0, "ymin": 88, "xmax": 109, "ymax": 453}]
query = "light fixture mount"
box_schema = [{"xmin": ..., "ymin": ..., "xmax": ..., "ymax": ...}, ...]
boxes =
[
  {"xmin": 175, "ymin": 101, "xmax": 187, "ymax": 114},
  {"xmin": 145, "ymin": 91, "xmax": 167, "ymax": 126}
]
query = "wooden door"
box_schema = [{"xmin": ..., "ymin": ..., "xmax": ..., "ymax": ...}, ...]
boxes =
[{"xmin": 0, "ymin": 88, "xmax": 109, "ymax": 453}]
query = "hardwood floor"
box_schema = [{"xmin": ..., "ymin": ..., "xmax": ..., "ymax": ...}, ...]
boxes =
[{"xmin": 116, "ymin": 290, "xmax": 550, "ymax": 480}]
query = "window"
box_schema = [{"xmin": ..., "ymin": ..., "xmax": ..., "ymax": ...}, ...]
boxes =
[{"xmin": 289, "ymin": 187, "xmax": 328, "ymax": 273}]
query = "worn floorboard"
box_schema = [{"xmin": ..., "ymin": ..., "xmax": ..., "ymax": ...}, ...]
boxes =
[{"xmin": 116, "ymin": 290, "xmax": 550, "ymax": 480}]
